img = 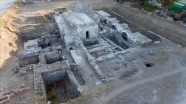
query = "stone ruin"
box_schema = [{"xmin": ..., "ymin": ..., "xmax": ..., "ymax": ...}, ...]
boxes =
[{"xmin": 20, "ymin": 3, "xmax": 152, "ymax": 103}]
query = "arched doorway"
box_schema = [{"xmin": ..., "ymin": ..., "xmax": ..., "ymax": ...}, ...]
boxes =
[
  {"xmin": 86, "ymin": 31, "xmax": 90, "ymax": 39},
  {"xmin": 122, "ymin": 32, "xmax": 128, "ymax": 41}
]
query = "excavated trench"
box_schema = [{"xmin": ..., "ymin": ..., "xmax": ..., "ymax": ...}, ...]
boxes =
[
  {"xmin": 16, "ymin": 12, "xmax": 58, "ymax": 41},
  {"xmin": 19, "ymin": 56, "xmax": 39, "ymax": 67},
  {"xmin": 17, "ymin": 11, "xmax": 60, "ymax": 62},
  {"xmin": 44, "ymin": 53, "xmax": 63, "ymax": 64},
  {"xmin": 108, "ymin": 35, "xmax": 129, "ymax": 49},
  {"xmin": 16, "ymin": 10, "xmax": 86, "ymax": 104},
  {"xmin": 41, "ymin": 70, "xmax": 80, "ymax": 103}
]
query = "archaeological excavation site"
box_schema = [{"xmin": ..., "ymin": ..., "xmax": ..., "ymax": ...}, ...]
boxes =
[{"xmin": 1, "ymin": 0, "xmax": 186, "ymax": 104}]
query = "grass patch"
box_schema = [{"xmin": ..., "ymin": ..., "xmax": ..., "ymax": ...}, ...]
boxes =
[
  {"xmin": 47, "ymin": 94, "xmax": 57, "ymax": 102},
  {"xmin": 15, "ymin": 0, "xmax": 21, "ymax": 5},
  {"xmin": 141, "ymin": 1, "xmax": 158, "ymax": 11}
]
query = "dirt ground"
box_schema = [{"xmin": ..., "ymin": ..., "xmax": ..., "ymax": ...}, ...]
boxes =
[
  {"xmin": 0, "ymin": 0, "xmax": 186, "ymax": 104},
  {"xmin": 111, "ymin": 3, "xmax": 186, "ymax": 47}
]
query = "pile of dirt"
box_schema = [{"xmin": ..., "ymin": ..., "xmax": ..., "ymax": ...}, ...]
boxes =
[{"xmin": 0, "ymin": 5, "xmax": 19, "ymax": 68}]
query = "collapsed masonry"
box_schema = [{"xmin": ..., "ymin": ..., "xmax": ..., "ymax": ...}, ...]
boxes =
[{"xmin": 20, "ymin": 3, "xmax": 152, "ymax": 103}]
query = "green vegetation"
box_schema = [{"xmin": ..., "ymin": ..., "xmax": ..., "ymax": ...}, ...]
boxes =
[
  {"xmin": 15, "ymin": 0, "xmax": 21, "ymax": 5},
  {"xmin": 141, "ymin": 1, "xmax": 158, "ymax": 11},
  {"xmin": 47, "ymin": 94, "xmax": 57, "ymax": 102}
]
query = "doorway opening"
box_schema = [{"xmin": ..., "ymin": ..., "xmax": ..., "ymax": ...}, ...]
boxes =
[
  {"xmin": 122, "ymin": 32, "xmax": 128, "ymax": 41},
  {"xmin": 86, "ymin": 31, "xmax": 90, "ymax": 39}
]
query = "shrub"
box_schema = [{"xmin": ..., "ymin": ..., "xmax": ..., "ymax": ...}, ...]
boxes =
[{"xmin": 141, "ymin": 1, "xmax": 158, "ymax": 11}]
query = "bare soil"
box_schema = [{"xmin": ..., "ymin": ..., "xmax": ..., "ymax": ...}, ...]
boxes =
[
  {"xmin": 0, "ymin": 5, "xmax": 19, "ymax": 68},
  {"xmin": 0, "ymin": 0, "xmax": 186, "ymax": 104},
  {"xmin": 111, "ymin": 3, "xmax": 186, "ymax": 46}
]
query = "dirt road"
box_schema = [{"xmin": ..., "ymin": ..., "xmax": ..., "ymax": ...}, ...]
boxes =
[
  {"xmin": 99, "ymin": 67, "xmax": 186, "ymax": 104},
  {"xmin": 113, "ymin": 3, "xmax": 186, "ymax": 46}
]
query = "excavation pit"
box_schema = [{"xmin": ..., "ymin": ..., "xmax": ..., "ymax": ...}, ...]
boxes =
[
  {"xmin": 44, "ymin": 54, "xmax": 63, "ymax": 64},
  {"xmin": 144, "ymin": 62, "xmax": 154, "ymax": 67},
  {"xmin": 38, "ymin": 39, "xmax": 52, "ymax": 49},
  {"xmin": 19, "ymin": 56, "xmax": 39, "ymax": 67},
  {"xmin": 42, "ymin": 70, "xmax": 80, "ymax": 103},
  {"xmin": 83, "ymin": 39, "xmax": 99, "ymax": 47},
  {"xmin": 70, "ymin": 65, "xmax": 86, "ymax": 85},
  {"xmin": 108, "ymin": 35, "xmax": 129, "ymax": 49},
  {"xmin": 41, "ymin": 47, "xmax": 53, "ymax": 53}
]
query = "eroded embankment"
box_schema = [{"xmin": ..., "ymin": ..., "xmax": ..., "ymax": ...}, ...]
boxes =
[{"xmin": 0, "ymin": 5, "xmax": 19, "ymax": 68}]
